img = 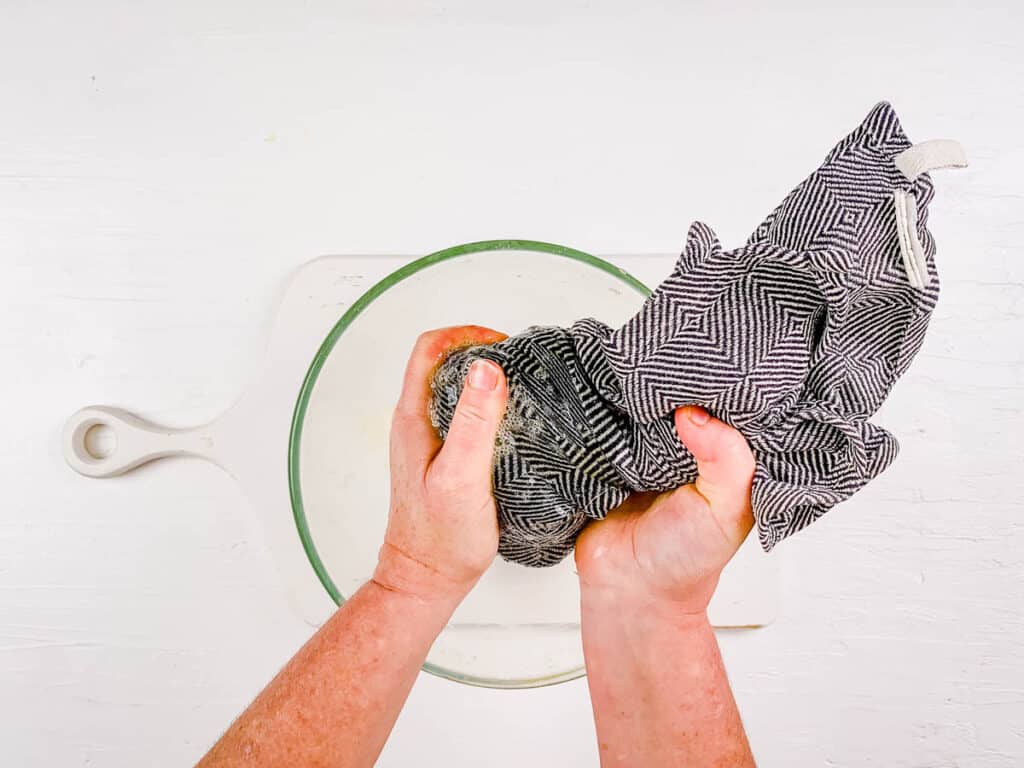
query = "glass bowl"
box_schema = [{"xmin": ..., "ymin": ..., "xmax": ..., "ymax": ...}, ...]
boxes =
[{"xmin": 288, "ymin": 240, "xmax": 649, "ymax": 688}]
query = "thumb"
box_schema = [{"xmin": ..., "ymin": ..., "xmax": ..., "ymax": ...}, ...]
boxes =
[
  {"xmin": 433, "ymin": 359, "xmax": 508, "ymax": 487},
  {"xmin": 675, "ymin": 405, "xmax": 756, "ymax": 528}
]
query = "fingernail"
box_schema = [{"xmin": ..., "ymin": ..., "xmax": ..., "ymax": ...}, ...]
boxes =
[
  {"xmin": 687, "ymin": 405, "xmax": 710, "ymax": 426},
  {"xmin": 467, "ymin": 359, "xmax": 499, "ymax": 391}
]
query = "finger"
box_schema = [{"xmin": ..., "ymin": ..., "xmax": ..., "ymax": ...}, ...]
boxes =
[
  {"xmin": 431, "ymin": 359, "xmax": 508, "ymax": 489},
  {"xmin": 395, "ymin": 326, "xmax": 507, "ymax": 422},
  {"xmin": 674, "ymin": 405, "xmax": 756, "ymax": 525},
  {"xmin": 391, "ymin": 326, "xmax": 507, "ymax": 469}
]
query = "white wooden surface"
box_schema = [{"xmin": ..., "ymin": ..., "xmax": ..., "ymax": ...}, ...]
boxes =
[{"xmin": 1, "ymin": 2, "xmax": 1022, "ymax": 766}]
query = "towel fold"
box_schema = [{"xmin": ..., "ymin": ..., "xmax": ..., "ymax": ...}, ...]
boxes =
[{"xmin": 429, "ymin": 101, "xmax": 962, "ymax": 567}]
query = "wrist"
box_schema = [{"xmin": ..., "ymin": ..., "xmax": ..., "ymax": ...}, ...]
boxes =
[
  {"xmin": 372, "ymin": 541, "xmax": 477, "ymax": 611},
  {"xmin": 580, "ymin": 588, "xmax": 717, "ymax": 688},
  {"xmin": 363, "ymin": 579, "xmax": 461, "ymax": 633},
  {"xmin": 580, "ymin": 584, "xmax": 713, "ymax": 631}
]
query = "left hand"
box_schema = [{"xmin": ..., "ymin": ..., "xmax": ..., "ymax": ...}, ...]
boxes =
[
  {"xmin": 574, "ymin": 406, "xmax": 756, "ymax": 617},
  {"xmin": 373, "ymin": 326, "xmax": 509, "ymax": 606}
]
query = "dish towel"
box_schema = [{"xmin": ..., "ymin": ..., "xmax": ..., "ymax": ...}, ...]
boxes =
[{"xmin": 429, "ymin": 102, "xmax": 967, "ymax": 567}]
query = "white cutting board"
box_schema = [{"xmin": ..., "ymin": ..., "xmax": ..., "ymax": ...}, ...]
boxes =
[{"xmin": 63, "ymin": 255, "xmax": 779, "ymax": 638}]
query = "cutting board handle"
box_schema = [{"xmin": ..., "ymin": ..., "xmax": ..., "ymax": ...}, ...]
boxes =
[{"xmin": 63, "ymin": 405, "xmax": 221, "ymax": 478}]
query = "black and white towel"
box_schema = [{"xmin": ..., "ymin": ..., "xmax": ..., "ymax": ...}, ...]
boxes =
[{"xmin": 429, "ymin": 101, "xmax": 967, "ymax": 567}]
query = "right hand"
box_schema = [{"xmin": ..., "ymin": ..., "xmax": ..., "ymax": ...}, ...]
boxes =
[
  {"xmin": 374, "ymin": 326, "xmax": 509, "ymax": 608},
  {"xmin": 574, "ymin": 405, "xmax": 756, "ymax": 616}
]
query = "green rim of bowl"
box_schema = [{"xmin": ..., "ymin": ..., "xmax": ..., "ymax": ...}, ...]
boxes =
[{"xmin": 287, "ymin": 239, "xmax": 651, "ymax": 689}]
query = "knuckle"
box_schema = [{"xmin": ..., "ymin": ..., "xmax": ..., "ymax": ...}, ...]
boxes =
[
  {"xmin": 702, "ymin": 427, "xmax": 756, "ymax": 486},
  {"xmin": 452, "ymin": 401, "xmax": 490, "ymax": 429},
  {"xmin": 392, "ymin": 402, "xmax": 421, "ymax": 426},
  {"xmin": 728, "ymin": 442, "xmax": 757, "ymax": 482},
  {"xmin": 413, "ymin": 329, "xmax": 443, "ymax": 356},
  {"xmin": 721, "ymin": 427, "xmax": 754, "ymax": 460}
]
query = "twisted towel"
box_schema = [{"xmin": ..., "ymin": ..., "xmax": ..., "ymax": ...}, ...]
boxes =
[{"xmin": 429, "ymin": 101, "xmax": 965, "ymax": 567}]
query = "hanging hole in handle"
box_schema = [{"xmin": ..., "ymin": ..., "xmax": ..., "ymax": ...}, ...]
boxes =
[
  {"xmin": 84, "ymin": 423, "xmax": 117, "ymax": 459},
  {"xmin": 71, "ymin": 418, "xmax": 117, "ymax": 466}
]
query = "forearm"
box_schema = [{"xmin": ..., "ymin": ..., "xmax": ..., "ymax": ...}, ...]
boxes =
[
  {"xmin": 199, "ymin": 579, "xmax": 458, "ymax": 768},
  {"xmin": 580, "ymin": 591, "xmax": 754, "ymax": 768}
]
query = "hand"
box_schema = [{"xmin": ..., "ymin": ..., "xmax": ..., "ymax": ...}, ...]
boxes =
[
  {"xmin": 373, "ymin": 326, "xmax": 509, "ymax": 607},
  {"xmin": 575, "ymin": 405, "xmax": 755, "ymax": 617}
]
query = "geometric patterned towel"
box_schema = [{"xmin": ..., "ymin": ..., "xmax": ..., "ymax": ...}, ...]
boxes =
[{"xmin": 429, "ymin": 102, "xmax": 966, "ymax": 567}]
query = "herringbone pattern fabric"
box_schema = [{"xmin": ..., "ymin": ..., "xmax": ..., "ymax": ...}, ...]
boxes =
[{"xmin": 429, "ymin": 102, "xmax": 946, "ymax": 567}]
